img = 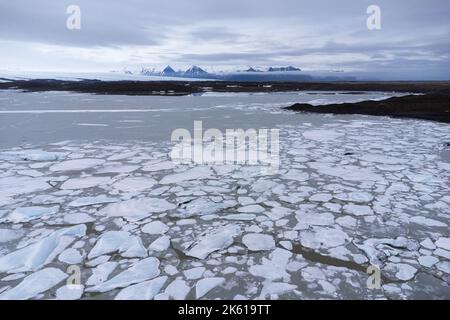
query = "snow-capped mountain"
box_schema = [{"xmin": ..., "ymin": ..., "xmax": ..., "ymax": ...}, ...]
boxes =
[
  {"xmin": 161, "ymin": 65, "xmax": 176, "ymax": 76},
  {"xmin": 184, "ymin": 66, "xmax": 208, "ymax": 77}
]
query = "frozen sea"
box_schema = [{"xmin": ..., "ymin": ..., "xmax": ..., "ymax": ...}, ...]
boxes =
[{"xmin": 0, "ymin": 90, "xmax": 449, "ymax": 300}]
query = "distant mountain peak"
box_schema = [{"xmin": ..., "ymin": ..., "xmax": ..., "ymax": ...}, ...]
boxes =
[
  {"xmin": 244, "ymin": 67, "xmax": 262, "ymax": 72},
  {"xmin": 161, "ymin": 65, "xmax": 176, "ymax": 75},
  {"xmin": 185, "ymin": 66, "xmax": 207, "ymax": 74},
  {"xmin": 267, "ymin": 66, "xmax": 301, "ymax": 72}
]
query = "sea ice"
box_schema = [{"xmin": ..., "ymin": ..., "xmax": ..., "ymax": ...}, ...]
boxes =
[
  {"xmin": 88, "ymin": 231, "xmax": 147, "ymax": 259},
  {"xmin": 99, "ymin": 198, "xmax": 176, "ymax": 220},
  {"xmin": 61, "ymin": 177, "xmax": 112, "ymax": 190},
  {"xmin": 112, "ymin": 177, "xmax": 157, "ymax": 193},
  {"xmin": 184, "ymin": 267, "xmax": 206, "ymax": 280},
  {"xmin": 0, "ymin": 229, "xmax": 24, "ymax": 243},
  {"xmin": 56, "ymin": 285, "xmax": 84, "ymax": 300},
  {"xmin": 49, "ymin": 159, "xmax": 105, "ymax": 172},
  {"xmin": 0, "ymin": 225, "xmax": 86, "ymax": 273},
  {"xmin": 5, "ymin": 206, "xmax": 59, "ymax": 223},
  {"xmin": 58, "ymin": 248, "xmax": 83, "ymax": 264},
  {"xmin": 148, "ymin": 236, "xmax": 171, "ymax": 252},
  {"xmin": 67, "ymin": 195, "xmax": 117, "ymax": 207},
  {"xmin": 86, "ymin": 257, "xmax": 160, "ymax": 293},
  {"xmin": 160, "ymin": 166, "xmax": 213, "ymax": 184},
  {"xmin": 300, "ymin": 227, "xmax": 350, "ymax": 250},
  {"xmin": 343, "ymin": 204, "xmax": 374, "ymax": 216},
  {"xmin": 435, "ymin": 237, "xmax": 450, "ymax": 251},
  {"xmin": 302, "ymin": 130, "xmax": 343, "ymax": 141},
  {"xmin": 242, "ymin": 234, "xmax": 275, "ymax": 251},
  {"xmin": 142, "ymin": 221, "xmax": 169, "ymax": 235},
  {"xmin": 186, "ymin": 225, "xmax": 242, "ymax": 259},
  {"xmin": 195, "ymin": 277, "xmax": 225, "ymax": 299},
  {"xmin": 409, "ymin": 216, "xmax": 447, "ymax": 227},
  {"xmin": 0, "ymin": 176, "xmax": 51, "ymax": 198},
  {"xmin": 115, "ymin": 276, "xmax": 167, "ymax": 300},
  {"xmin": 86, "ymin": 262, "xmax": 118, "ymax": 286},
  {"xmin": 164, "ymin": 279, "xmax": 190, "ymax": 300},
  {"xmin": 0, "ymin": 268, "xmax": 67, "ymax": 300},
  {"xmin": 418, "ymin": 255, "xmax": 439, "ymax": 268},
  {"xmin": 0, "ymin": 149, "xmax": 66, "ymax": 162}
]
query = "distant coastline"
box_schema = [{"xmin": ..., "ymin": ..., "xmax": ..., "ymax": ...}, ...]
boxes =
[{"xmin": 1, "ymin": 79, "xmax": 450, "ymax": 96}]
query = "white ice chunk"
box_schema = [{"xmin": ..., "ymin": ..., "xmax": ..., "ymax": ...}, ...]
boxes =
[
  {"xmin": 0, "ymin": 228, "xmax": 24, "ymax": 243},
  {"xmin": 160, "ymin": 166, "xmax": 213, "ymax": 184},
  {"xmin": 343, "ymin": 204, "xmax": 374, "ymax": 216},
  {"xmin": 259, "ymin": 282, "xmax": 296, "ymax": 299},
  {"xmin": 97, "ymin": 164, "xmax": 140, "ymax": 174},
  {"xmin": 86, "ymin": 262, "xmax": 118, "ymax": 286},
  {"xmin": 56, "ymin": 285, "xmax": 84, "ymax": 300},
  {"xmin": 113, "ymin": 177, "xmax": 157, "ymax": 193},
  {"xmin": 99, "ymin": 198, "xmax": 176, "ymax": 220},
  {"xmin": 142, "ymin": 221, "xmax": 169, "ymax": 235},
  {"xmin": 50, "ymin": 159, "xmax": 105, "ymax": 172},
  {"xmin": 418, "ymin": 255, "xmax": 439, "ymax": 268},
  {"xmin": 88, "ymin": 231, "xmax": 147, "ymax": 259},
  {"xmin": 63, "ymin": 213, "xmax": 95, "ymax": 224},
  {"xmin": 237, "ymin": 205, "xmax": 265, "ymax": 213},
  {"xmin": 0, "ymin": 176, "xmax": 51, "ymax": 198},
  {"xmin": 142, "ymin": 161, "xmax": 176, "ymax": 172},
  {"xmin": 61, "ymin": 177, "xmax": 112, "ymax": 190},
  {"xmin": 435, "ymin": 237, "xmax": 450, "ymax": 251},
  {"xmin": 242, "ymin": 234, "xmax": 275, "ymax": 251},
  {"xmin": 186, "ymin": 225, "xmax": 242, "ymax": 259},
  {"xmin": 0, "ymin": 149, "xmax": 66, "ymax": 162},
  {"xmin": 303, "ymin": 130, "xmax": 343, "ymax": 141},
  {"xmin": 300, "ymin": 227, "xmax": 350, "ymax": 250},
  {"xmin": 115, "ymin": 276, "xmax": 167, "ymax": 300},
  {"xmin": 164, "ymin": 279, "xmax": 190, "ymax": 300},
  {"xmin": 392, "ymin": 263, "xmax": 417, "ymax": 281},
  {"xmin": 86, "ymin": 257, "xmax": 160, "ymax": 293},
  {"xmin": 195, "ymin": 277, "xmax": 225, "ymax": 299},
  {"xmin": 0, "ymin": 225, "xmax": 86, "ymax": 273},
  {"xmin": 178, "ymin": 198, "xmax": 236, "ymax": 217},
  {"xmin": 6, "ymin": 206, "xmax": 59, "ymax": 223},
  {"xmin": 68, "ymin": 195, "xmax": 117, "ymax": 207},
  {"xmin": 58, "ymin": 248, "xmax": 83, "ymax": 264},
  {"xmin": 184, "ymin": 267, "xmax": 206, "ymax": 280},
  {"xmin": 409, "ymin": 216, "xmax": 447, "ymax": 227},
  {"xmin": 0, "ymin": 268, "xmax": 67, "ymax": 300},
  {"xmin": 148, "ymin": 236, "xmax": 170, "ymax": 252}
]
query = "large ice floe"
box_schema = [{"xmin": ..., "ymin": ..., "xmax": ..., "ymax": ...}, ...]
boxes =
[{"xmin": 0, "ymin": 114, "xmax": 450, "ymax": 300}]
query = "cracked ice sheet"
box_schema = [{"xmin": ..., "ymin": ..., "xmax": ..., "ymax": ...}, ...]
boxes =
[{"xmin": 0, "ymin": 114, "xmax": 449, "ymax": 300}]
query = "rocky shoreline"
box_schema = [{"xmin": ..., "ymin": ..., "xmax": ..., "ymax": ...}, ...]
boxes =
[{"xmin": 285, "ymin": 93, "xmax": 450, "ymax": 123}]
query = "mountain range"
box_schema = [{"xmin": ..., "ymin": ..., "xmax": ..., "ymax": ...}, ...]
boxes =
[{"xmin": 137, "ymin": 65, "xmax": 316, "ymax": 81}]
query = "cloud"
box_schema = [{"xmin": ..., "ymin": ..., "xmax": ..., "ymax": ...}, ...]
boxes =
[{"xmin": 0, "ymin": 0, "xmax": 448, "ymax": 79}]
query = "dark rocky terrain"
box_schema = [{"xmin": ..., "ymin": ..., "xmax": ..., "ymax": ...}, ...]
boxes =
[
  {"xmin": 285, "ymin": 93, "xmax": 450, "ymax": 123},
  {"xmin": 1, "ymin": 79, "xmax": 450, "ymax": 96}
]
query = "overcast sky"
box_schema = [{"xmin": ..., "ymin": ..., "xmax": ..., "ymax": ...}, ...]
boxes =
[{"xmin": 0, "ymin": 0, "xmax": 449, "ymax": 79}]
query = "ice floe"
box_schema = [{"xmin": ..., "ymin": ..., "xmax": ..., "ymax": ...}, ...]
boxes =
[
  {"xmin": 99, "ymin": 198, "xmax": 176, "ymax": 220},
  {"xmin": 186, "ymin": 225, "xmax": 242, "ymax": 259},
  {"xmin": 88, "ymin": 231, "xmax": 147, "ymax": 259},
  {"xmin": 242, "ymin": 234, "xmax": 275, "ymax": 251},
  {"xmin": 0, "ymin": 225, "xmax": 86, "ymax": 273},
  {"xmin": 0, "ymin": 268, "xmax": 67, "ymax": 300},
  {"xmin": 86, "ymin": 257, "xmax": 160, "ymax": 293},
  {"xmin": 115, "ymin": 276, "xmax": 167, "ymax": 300}
]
